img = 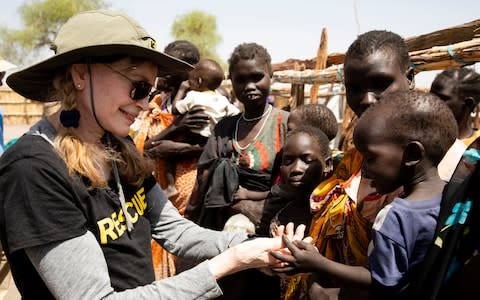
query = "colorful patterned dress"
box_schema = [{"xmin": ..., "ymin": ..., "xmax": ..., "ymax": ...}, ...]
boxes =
[
  {"xmin": 285, "ymin": 149, "xmax": 394, "ymax": 299},
  {"xmin": 193, "ymin": 105, "xmax": 289, "ymax": 300},
  {"xmin": 134, "ymin": 95, "xmax": 199, "ymax": 279},
  {"xmin": 194, "ymin": 106, "xmax": 289, "ymax": 230}
]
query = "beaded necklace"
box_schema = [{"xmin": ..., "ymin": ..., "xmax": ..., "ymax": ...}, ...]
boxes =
[
  {"xmin": 234, "ymin": 105, "xmax": 273, "ymax": 151},
  {"xmin": 241, "ymin": 104, "xmax": 273, "ymax": 121}
]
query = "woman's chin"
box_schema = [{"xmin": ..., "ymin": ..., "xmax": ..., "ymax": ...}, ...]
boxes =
[{"xmin": 109, "ymin": 126, "xmax": 131, "ymax": 138}]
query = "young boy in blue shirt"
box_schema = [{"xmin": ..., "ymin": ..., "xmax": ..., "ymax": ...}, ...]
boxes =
[{"xmin": 272, "ymin": 90, "xmax": 458, "ymax": 299}]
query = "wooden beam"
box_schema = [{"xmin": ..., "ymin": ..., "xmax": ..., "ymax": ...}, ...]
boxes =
[
  {"xmin": 309, "ymin": 28, "xmax": 329, "ymax": 104},
  {"xmin": 409, "ymin": 38, "xmax": 480, "ymax": 72},
  {"xmin": 272, "ymin": 18, "xmax": 480, "ymax": 72},
  {"xmin": 273, "ymin": 37, "xmax": 480, "ymax": 84},
  {"xmin": 272, "ymin": 53, "xmax": 344, "ymax": 72},
  {"xmin": 405, "ymin": 19, "xmax": 480, "ymax": 51}
]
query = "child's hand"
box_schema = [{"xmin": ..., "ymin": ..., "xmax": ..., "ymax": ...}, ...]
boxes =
[
  {"xmin": 270, "ymin": 222, "xmax": 313, "ymax": 276},
  {"xmin": 271, "ymin": 222, "xmax": 313, "ymax": 242},
  {"xmin": 208, "ymin": 222, "xmax": 311, "ymax": 279},
  {"xmin": 233, "ymin": 185, "xmax": 249, "ymax": 201},
  {"xmin": 178, "ymin": 79, "xmax": 190, "ymax": 92},
  {"xmin": 270, "ymin": 234, "xmax": 319, "ymax": 274}
]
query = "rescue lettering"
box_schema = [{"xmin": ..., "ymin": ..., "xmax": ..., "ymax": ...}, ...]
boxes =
[{"xmin": 97, "ymin": 187, "xmax": 147, "ymax": 244}]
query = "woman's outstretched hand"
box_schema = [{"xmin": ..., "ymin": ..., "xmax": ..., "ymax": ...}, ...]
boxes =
[{"xmin": 208, "ymin": 222, "xmax": 309, "ymax": 279}]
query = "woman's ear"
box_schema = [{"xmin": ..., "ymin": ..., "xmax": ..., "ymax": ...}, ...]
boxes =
[
  {"xmin": 403, "ymin": 141, "xmax": 424, "ymax": 167},
  {"xmin": 406, "ymin": 67, "xmax": 415, "ymax": 90},
  {"xmin": 70, "ymin": 63, "xmax": 88, "ymax": 90}
]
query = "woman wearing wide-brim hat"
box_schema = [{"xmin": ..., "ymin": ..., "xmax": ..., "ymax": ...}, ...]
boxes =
[{"xmin": 0, "ymin": 10, "xmax": 307, "ymax": 299}]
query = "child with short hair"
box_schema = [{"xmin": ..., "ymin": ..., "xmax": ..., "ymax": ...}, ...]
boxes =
[
  {"xmin": 272, "ymin": 90, "xmax": 458, "ymax": 299},
  {"xmin": 163, "ymin": 58, "xmax": 239, "ymax": 197},
  {"xmin": 287, "ymin": 104, "xmax": 338, "ymax": 141},
  {"xmin": 172, "ymin": 58, "xmax": 240, "ymax": 137},
  {"xmin": 287, "ymin": 103, "xmax": 339, "ymax": 174},
  {"xmin": 233, "ymin": 104, "xmax": 338, "ymax": 224},
  {"xmin": 282, "ymin": 30, "xmax": 416, "ymax": 300},
  {"xmin": 147, "ymin": 39, "xmax": 201, "ymax": 112},
  {"xmin": 430, "ymin": 68, "xmax": 480, "ymax": 146},
  {"xmin": 258, "ymin": 125, "xmax": 332, "ymax": 236},
  {"xmin": 190, "ymin": 42, "xmax": 289, "ymax": 300}
]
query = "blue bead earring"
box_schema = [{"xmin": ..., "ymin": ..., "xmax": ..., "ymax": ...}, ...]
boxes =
[{"xmin": 60, "ymin": 109, "xmax": 80, "ymax": 128}]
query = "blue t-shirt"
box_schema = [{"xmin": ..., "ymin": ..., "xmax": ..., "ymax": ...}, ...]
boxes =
[{"xmin": 368, "ymin": 195, "xmax": 441, "ymax": 297}]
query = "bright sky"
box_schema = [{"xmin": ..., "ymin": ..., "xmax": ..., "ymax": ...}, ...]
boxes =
[{"xmin": 1, "ymin": 0, "xmax": 479, "ymax": 87}]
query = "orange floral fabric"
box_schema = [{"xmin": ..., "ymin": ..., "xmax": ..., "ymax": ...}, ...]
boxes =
[
  {"xmin": 285, "ymin": 150, "xmax": 373, "ymax": 300},
  {"xmin": 134, "ymin": 95, "xmax": 198, "ymax": 279},
  {"xmin": 462, "ymin": 129, "xmax": 480, "ymax": 147}
]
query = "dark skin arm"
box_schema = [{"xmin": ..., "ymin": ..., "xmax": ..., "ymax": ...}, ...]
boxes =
[
  {"xmin": 233, "ymin": 186, "xmax": 269, "ymax": 202},
  {"xmin": 145, "ymin": 140, "xmax": 204, "ymax": 159},
  {"xmin": 170, "ymin": 79, "xmax": 190, "ymax": 115},
  {"xmin": 271, "ymin": 235, "xmax": 372, "ymax": 288},
  {"xmin": 144, "ymin": 105, "xmax": 209, "ymax": 159},
  {"xmin": 144, "ymin": 105, "xmax": 209, "ymax": 146}
]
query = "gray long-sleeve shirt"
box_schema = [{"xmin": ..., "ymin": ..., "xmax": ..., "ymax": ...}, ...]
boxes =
[{"xmin": 26, "ymin": 184, "xmax": 247, "ymax": 299}]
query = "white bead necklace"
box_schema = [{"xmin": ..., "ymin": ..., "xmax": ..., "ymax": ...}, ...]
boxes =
[
  {"xmin": 241, "ymin": 104, "xmax": 273, "ymax": 121},
  {"xmin": 234, "ymin": 105, "xmax": 273, "ymax": 151}
]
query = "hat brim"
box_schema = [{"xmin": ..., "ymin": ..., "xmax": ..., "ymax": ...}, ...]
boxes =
[{"xmin": 7, "ymin": 44, "xmax": 193, "ymax": 102}]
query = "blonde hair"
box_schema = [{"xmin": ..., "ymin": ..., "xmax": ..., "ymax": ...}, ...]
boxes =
[{"xmin": 50, "ymin": 66, "xmax": 147, "ymax": 189}]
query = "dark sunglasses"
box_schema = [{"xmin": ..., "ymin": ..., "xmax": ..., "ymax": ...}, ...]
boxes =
[{"xmin": 102, "ymin": 64, "xmax": 153, "ymax": 101}]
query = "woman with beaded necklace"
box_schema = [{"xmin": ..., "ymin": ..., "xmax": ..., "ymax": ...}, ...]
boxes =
[
  {"xmin": 187, "ymin": 42, "xmax": 289, "ymax": 232},
  {"xmin": 185, "ymin": 42, "xmax": 289, "ymax": 300}
]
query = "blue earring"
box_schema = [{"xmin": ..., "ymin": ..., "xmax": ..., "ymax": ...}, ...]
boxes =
[{"xmin": 60, "ymin": 109, "xmax": 80, "ymax": 128}]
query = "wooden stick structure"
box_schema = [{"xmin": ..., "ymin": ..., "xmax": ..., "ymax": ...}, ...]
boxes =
[
  {"xmin": 269, "ymin": 18, "xmax": 480, "ymax": 152},
  {"xmin": 309, "ymin": 28, "xmax": 329, "ymax": 104},
  {"xmin": 409, "ymin": 38, "xmax": 480, "ymax": 72},
  {"xmin": 273, "ymin": 64, "xmax": 344, "ymax": 85},
  {"xmin": 272, "ymin": 19, "xmax": 480, "ymax": 72},
  {"xmin": 273, "ymin": 37, "xmax": 480, "ymax": 84},
  {"xmin": 272, "ymin": 18, "xmax": 480, "ymax": 85},
  {"xmin": 405, "ymin": 19, "xmax": 480, "ymax": 52}
]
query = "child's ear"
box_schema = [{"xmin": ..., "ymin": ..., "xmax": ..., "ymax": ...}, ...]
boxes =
[
  {"xmin": 323, "ymin": 157, "xmax": 333, "ymax": 176},
  {"xmin": 406, "ymin": 67, "xmax": 415, "ymax": 90},
  {"xmin": 403, "ymin": 141, "xmax": 424, "ymax": 167},
  {"xmin": 465, "ymin": 96, "xmax": 476, "ymax": 112}
]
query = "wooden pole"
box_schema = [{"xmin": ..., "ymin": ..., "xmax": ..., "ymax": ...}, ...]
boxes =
[
  {"xmin": 309, "ymin": 28, "xmax": 329, "ymax": 104},
  {"xmin": 405, "ymin": 19, "xmax": 480, "ymax": 51},
  {"xmin": 272, "ymin": 18, "xmax": 480, "ymax": 72},
  {"xmin": 288, "ymin": 62, "xmax": 305, "ymax": 110}
]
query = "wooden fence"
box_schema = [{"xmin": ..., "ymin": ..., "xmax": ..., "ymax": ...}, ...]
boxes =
[{"xmin": 0, "ymin": 87, "xmax": 44, "ymax": 125}]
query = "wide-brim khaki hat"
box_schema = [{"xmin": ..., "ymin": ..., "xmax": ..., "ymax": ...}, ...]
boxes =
[{"xmin": 7, "ymin": 10, "xmax": 193, "ymax": 102}]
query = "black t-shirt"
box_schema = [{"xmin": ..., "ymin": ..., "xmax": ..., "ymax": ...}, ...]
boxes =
[{"xmin": 0, "ymin": 134, "xmax": 156, "ymax": 298}]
